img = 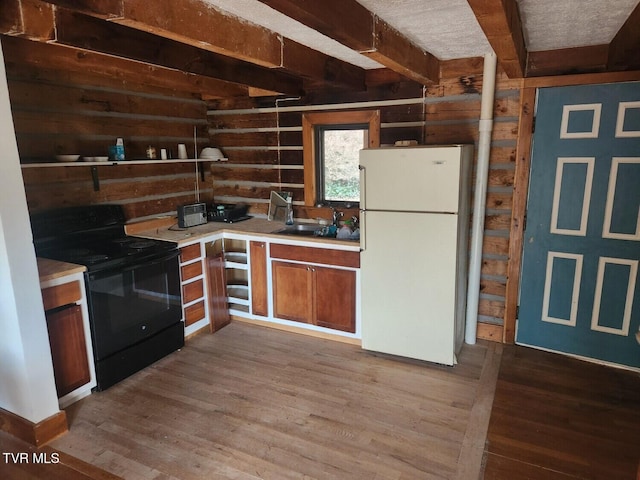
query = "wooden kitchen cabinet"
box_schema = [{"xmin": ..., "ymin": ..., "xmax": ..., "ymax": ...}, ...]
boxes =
[
  {"xmin": 179, "ymin": 242, "xmax": 209, "ymax": 332},
  {"xmin": 271, "ymin": 248, "xmax": 357, "ymax": 333},
  {"xmin": 206, "ymin": 238, "xmax": 230, "ymax": 332},
  {"xmin": 315, "ymin": 266, "xmax": 356, "ymax": 332},
  {"xmin": 250, "ymin": 241, "xmax": 268, "ymax": 317},
  {"xmin": 272, "ymin": 261, "xmax": 314, "ymax": 323},
  {"xmin": 46, "ymin": 305, "xmax": 91, "ymax": 397},
  {"xmin": 37, "ymin": 266, "xmax": 96, "ymax": 408}
]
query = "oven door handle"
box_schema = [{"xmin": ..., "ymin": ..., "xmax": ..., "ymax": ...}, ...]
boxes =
[
  {"xmin": 89, "ymin": 250, "xmax": 179, "ymax": 279},
  {"xmin": 121, "ymin": 251, "xmax": 180, "ymax": 273}
]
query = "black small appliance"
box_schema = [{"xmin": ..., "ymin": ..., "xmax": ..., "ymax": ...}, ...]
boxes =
[{"xmin": 207, "ymin": 203, "xmax": 251, "ymax": 223}]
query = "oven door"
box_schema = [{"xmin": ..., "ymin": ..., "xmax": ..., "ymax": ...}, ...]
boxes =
[{"xmin": 86, "ymin": 251, "xmax": 182, "ymax": 360}]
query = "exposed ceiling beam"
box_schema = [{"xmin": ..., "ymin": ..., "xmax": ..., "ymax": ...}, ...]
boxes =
[
  {"xmin": 256, "ymin": 0, "xmax": 440, "ymax": 85},
  {"xmin": 0, "ymin": 0, "xmax": 55, "ymax": 40},
  {"xmin": 53, "ymin": 9, "xmax": 304, "ymax": 96},
  {"xmin": 466, "ymin": 0, "xmax": 527, "ymax": 78},
  {"xmin": 282, "ymin": 38, "xmax": 365, "ymax": 91},
  {"xmin": 1, "ymin": 34, "xmax": 248, "ymax": 98},
  {"xmin": 41, "ymin": 0, "xmax": 367, "ymax": 91},
  {"xmin": 608, "ymin": 1, "xmax": 640, "ymax": 71},
  {"xmin": 527, "ymin": 45, "xmax": 609, "ymax": 77}
]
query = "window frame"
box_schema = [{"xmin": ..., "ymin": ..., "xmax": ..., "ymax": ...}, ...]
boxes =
[
  {"xmin": 315, "ymin": 124, "xmax": 368, "ymax": 206},
  {"xmin": 302, "ymin": 110, "xmax": 380, "ymax": 207}
]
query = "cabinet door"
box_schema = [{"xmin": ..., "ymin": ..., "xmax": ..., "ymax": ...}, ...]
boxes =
[
  {"xmin": 46, "ymin": 305, "xmax": 91, "ymax": 397},
  {"xmin": 206, "ymin": 252, "xmax": 230, "ymax": 332},
  {"xmin": 315, "ymin": 267, "xmax": 356, "ymax": 333},
  {"xmin": 250, "ymin": 241, "xmax": 268, "ymax": 317},
  {"xmin": 272, "ymin": 261, "xmax": 314, "ymax": 323}
]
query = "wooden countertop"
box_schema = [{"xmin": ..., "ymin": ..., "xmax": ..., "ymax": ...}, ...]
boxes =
[
  {"xmin": 128, "ymin": 216, "xmax": 360, "ymax": 248},
  {"xmin": 37, "ymin": 258, "xmax": 86, "ymax": 283}
]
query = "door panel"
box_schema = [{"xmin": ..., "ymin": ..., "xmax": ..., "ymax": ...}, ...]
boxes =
[
  {"xmin": 250, "ymin": 241, "xmax": 268, "ymax": 317},
  {"xmin": 272, "ymin": 261, "xmax": 313, "ymax": 323},
  {"xmin": 361, "ymin": 210, "xmax": 458, "ymax": 365},
  {"xmin": 517, "ymin": 82, "xmax": 640, "ymax": 369},
  {"xmin": 46, "ymin": 305, "xmax": 91, "ymax": 397},
  {"xmin": 315, "ymin": 266, "xmax": 356, "ymax": 333},
  {"xmin": 360, "ymin": 147, "xmax": 463, "ymax": 213}
]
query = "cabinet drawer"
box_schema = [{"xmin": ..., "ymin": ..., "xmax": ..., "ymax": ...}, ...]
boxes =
[
  {"xmin": 270, "ymin": 244, "xmax": 360, "ymax": 268},
  {"xmin": 184, "ymin": 300, "xmax": 205, "ymax": 326},
  {"xmin": 182, "ymin": 279, "xmax": 204, "ymax": 304},
  {"xmin": 180, "ymin": 243, "xmax": 202, "ymax": 263},
  {"xmin": 42, "ymin": 280, "xmax": 82, "ymax": 311},
  {"xmin": 181, "ymin": 260, "xmax": 203, "ymax": 281}
]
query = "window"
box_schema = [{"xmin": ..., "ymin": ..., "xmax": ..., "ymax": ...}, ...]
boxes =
[
  {"xmin": 302, "ymin": 110, "xmax": 380, "ymax": 207},
  {"xmin": 316, "ymin": 125, "xmax": 367, "ymax": 204}
]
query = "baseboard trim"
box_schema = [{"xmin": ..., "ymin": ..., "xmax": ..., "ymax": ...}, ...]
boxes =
[
  {"xmin": 231, "ymin": 315, "xmax": 362, "ymax": 346},
  {"xmin": 0, "ymin": 407, "xmax": 68, "ymax": 446}
]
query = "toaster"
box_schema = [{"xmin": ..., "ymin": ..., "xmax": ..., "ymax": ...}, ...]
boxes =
[{"xmin": 177, "ymin": 202, "xmax": 207, "ymax": 228}]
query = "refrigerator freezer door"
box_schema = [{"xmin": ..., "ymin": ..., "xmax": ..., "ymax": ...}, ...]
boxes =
[
  {"xmin": 360, "ymin": 210, "xmax": 459, "ymax": 365},
  {"xmin": 360, "ymin": 146, "xmax": 464, "ymax": 213}
]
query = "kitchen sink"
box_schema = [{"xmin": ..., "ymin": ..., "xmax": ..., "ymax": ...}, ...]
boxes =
[
  {"xmin": 274, "ymin": 223, "xmax": 323, "ymax": 237},
  {"xmin": 274, "ymin": 224, "xmax": 359, "ymax": 242}
]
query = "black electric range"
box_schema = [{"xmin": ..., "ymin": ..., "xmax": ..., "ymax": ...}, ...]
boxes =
[{"xmin": 31, "ymin": 205, "xmax": 184, "ymax": 391}]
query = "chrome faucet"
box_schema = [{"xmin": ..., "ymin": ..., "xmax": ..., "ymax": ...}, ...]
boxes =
[{"xmin": 331, "ymin": 207, "xmax": 343, "ymax": 226}]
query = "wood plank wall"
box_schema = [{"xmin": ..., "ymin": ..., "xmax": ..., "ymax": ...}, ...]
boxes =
[
  {"xmin": 4, "ymin": 36, "xmax": 214, "ymax": 220},
  {"xmin": 4, "ymin": 34, "xmax": 521, "ymax": 341},
  {"xmin": 206, "ymin": 67, "xmax": 521, "ymax": 340}
]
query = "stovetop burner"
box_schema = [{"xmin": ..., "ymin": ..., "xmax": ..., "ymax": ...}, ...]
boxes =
[
  {"xmin": 128, "ymin": 240, "xmax": 158, "ymax": 250},
  {"xmin": 84, "ymin": 254, "xmax": 111, "ymax": 264},
  {"xmin": 31, "ymin": 205, "xmax": 178, "ymax": 272}
]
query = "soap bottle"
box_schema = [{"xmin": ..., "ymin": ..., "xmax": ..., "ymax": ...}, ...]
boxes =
[
  {"xmin": 285, "ymin": 197, "xmax": 294, "ymax": 225},
  {"xmin": 115, "ymin": 137, "xmax": 125, "ymax": 161}
]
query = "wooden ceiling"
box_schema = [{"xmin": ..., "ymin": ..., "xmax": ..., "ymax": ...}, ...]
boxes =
[{"xmin": 1, "ymin": 0, "xmax": 639, "ymax": 97}]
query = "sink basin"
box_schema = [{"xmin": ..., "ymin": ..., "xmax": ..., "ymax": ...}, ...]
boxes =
[
  {"xmin": 274, "ymin": 223, "xmax": 322, "ymax": 237},
  {"xmin": 273, "ymin": 224, "xmax": 359, "ymax": 242}
]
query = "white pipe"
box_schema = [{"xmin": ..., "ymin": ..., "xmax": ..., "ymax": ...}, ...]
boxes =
[{"xmin": 465, "ymin": 52, "xmax": 497, "ymax": 345}]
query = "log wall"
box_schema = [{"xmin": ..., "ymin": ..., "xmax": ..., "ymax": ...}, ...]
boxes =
[
  {"xmin": 4, "ymin": 33, "xmax": 520, "ymax": 340},
  {"xmin": 4, "ymin": 36, "xmax": 214, "ymax": 220},
  {"xmin": 206, "ymin": 66, "xmax": 521, "ymax": 339}
]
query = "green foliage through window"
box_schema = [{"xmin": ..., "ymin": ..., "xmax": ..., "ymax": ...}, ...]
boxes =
[{"xmin": 318, "ymin": 128, "xmax": 365, "ymax": 203}]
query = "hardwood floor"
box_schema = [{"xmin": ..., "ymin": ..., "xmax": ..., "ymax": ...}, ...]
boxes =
[
  {"xmin": 5, "ymin": 325, "xmax": 637, "ymax": 480},
  {"xmin": 31, "ymin": 322, "xmax": 498, "ymax": 480},
  {"xmin": 0, "ymin": 429, "xmax": 122, "ymax": 479},
  {"xmin": 483, "ymin": 345, "xmax": 640, "ymax": 480}
]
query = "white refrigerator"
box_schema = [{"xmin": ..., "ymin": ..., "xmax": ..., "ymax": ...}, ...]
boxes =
[{"xmin": 359, "ymin": 145, "xmax": 473, "ymax": 365}]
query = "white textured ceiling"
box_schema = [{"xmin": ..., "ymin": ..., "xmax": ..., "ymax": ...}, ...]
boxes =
[
  {"xmin": 517, "ymin": 0, "xmax": 638, "ymax": 51},
  {"xmin": 203, "ymin": 0, "xmax": 639, "ymax": 66},
  {"xmin": 356, "ymin": 0, "xmax": 492, "ymax": 60}
]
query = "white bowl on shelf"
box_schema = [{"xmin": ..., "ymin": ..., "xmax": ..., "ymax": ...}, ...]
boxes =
[
  {"xmin": 94, "ymin": 156, "xmax": 109, "ymax": 162},
  {"xmin": 200, "ymin": 147, "xmax": 226, "ymax": 161},
  {"xmin": 56, "ymin": 154, "xmax": 81, "ymax": 162}
]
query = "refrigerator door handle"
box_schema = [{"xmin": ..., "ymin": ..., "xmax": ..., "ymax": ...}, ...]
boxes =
[
  {"xmin": 359, "ymin": 209, "xmax": 366, "ymax": 251},
  {"xmin": 359, "ymin": 164, "xmax": 366, "ymax": 251},
  {"xmin": 359, "ymin": 164, "xmax": 366, "ymax": 211}
]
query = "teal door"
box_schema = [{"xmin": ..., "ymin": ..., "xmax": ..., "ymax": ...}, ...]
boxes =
[{"xmin": 517, "ymin": 82, "xmax": 640, "ymax": 369}]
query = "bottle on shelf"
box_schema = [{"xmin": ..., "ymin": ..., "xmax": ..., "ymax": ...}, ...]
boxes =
[
  {"xmin": 114, "ymin": 137, "xmax": 125, "ymax": 161},
  {"xmin": 145, "ymin": 145, "xmax": 156, "ymax": 159}
]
